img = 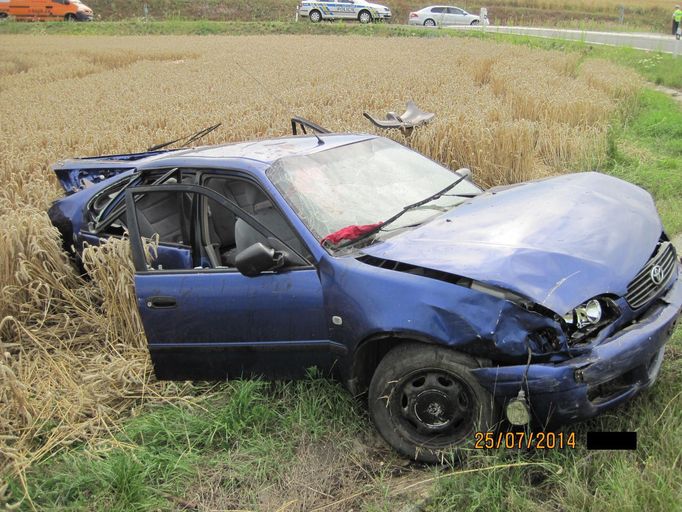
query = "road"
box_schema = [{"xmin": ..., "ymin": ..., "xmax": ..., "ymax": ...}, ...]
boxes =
[{"xmin": 445, "ymin": 25, "xmax": 681, "ymax": 55}]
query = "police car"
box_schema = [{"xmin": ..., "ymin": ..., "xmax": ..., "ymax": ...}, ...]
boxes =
[{"xmin": 298, "ymin": 0, "xmax": 392, "ymax": 23}]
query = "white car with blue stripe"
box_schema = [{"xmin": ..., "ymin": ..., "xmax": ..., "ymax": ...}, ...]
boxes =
[{"xmin": 298, "ymin": 0, "xmax": 392, "ymax": 23}]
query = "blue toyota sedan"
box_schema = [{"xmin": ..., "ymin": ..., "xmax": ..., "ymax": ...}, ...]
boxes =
[{"xmin": 48, "ymin": 128, "xmax": 682, "ymax": 462}]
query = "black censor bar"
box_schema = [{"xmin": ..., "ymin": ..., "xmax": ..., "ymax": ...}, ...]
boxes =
[{"xmin": 586, "ymin": 431, "xmax": 637, "ymax": 450}]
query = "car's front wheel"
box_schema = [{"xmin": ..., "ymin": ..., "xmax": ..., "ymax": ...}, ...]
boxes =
[
  {"xmin": 470, "ymin": 19, "xmax": 480, "ymax": 25},
  {"xmin": 369, "ymin": 343, "xmax": 497, "ymax": 463},
  {"xmin": 358, "ymin": 10, "xmax": 372, "ymax": 24},
  {"xmin": 309, "ymin": 9, "xmax": 322, "ymax": 23},
  {"xmin": 64, "ymin": 13, "xmax": 77, "ymax": 21}
]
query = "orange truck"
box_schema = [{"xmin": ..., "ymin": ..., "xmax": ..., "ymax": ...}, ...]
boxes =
[{"xmin": 0, "ymin": 0, "xmax": 94, "ymax": 21}]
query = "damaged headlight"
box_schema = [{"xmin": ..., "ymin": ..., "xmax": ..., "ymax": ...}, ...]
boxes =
[
  {"xmin": 562, "ymin": 299, "xmax": 602, "ymax": 328},
  {"xmin": 560, "ymin": 297, "xmax": 619, "ymax": 343}
]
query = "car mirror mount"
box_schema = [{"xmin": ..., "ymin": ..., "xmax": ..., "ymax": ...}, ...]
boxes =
[{"xmin": 235, "ymin": 242, "xmax": 284, "ymax": 277}]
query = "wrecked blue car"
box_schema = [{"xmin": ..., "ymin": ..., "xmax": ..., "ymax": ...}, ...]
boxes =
[{"xmin": 48, "ymin": 122, "xmax": 682, "ymax": 461}]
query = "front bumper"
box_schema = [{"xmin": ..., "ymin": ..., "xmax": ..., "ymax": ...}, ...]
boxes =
[
  {"xmin": 472, "ymin": 269, "xmax": 682, "ymax": 426},
  {"xmin": 75, "ymin": 11, "xmax": 93, "ymax": 21}
]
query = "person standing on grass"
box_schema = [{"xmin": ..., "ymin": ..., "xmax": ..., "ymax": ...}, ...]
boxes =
[{"xmin": 673, "ymin": 5, "xmax": 682, "ymax": 35}]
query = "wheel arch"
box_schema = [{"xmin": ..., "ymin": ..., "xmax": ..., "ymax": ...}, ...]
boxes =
[{"xmin": 347, "ymin": 332, "xmax": 485, "ymax": 396}]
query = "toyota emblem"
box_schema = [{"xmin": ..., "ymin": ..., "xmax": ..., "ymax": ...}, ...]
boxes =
[{"xmin": 650, "ymin": 265, "xmax": 664, "ymax": 285}]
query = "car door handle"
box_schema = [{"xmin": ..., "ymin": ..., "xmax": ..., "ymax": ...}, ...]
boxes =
[{"xmin": 146, "ymin": 296, "xmax": 177, "ymax": 309}]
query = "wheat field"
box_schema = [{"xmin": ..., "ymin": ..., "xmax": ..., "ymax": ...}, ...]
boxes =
[{"xmin": 0, "ymin": 34, "xmax": 642, "ymax": 501}]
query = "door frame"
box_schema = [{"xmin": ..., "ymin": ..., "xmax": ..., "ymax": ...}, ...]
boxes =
[{"xmin": 125, "ymin": 183, "xmax": 310, "ymax": 272}]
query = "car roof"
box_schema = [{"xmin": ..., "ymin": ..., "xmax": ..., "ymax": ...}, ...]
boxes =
[
  {"xmin": 55, "ymin": 133, "xmax": 377, "ymax": 174},
  {"xmin": 175, "ymin": 133, "xmax": 375, "ymax": 165}
]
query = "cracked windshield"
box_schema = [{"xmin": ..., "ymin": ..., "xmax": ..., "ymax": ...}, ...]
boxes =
[{"xmin": 268, "ymin": 137, "xmax": 481, "ymax": 244}]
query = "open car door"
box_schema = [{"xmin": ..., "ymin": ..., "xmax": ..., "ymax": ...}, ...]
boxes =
[
  {"xmin": 125, "ymin": 183, "xmax": 341, "ymax": 381},
  {"xmin": 76, "ymin": 168, "xmax": 192, "ymax": 267}
]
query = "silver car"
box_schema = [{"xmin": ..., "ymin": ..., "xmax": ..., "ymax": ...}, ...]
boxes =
[
  {"xmin": 298, "ymin": 0, "xmax": 392, "ymax": 23},
  {"xmin": 408, "ymin": 5, "xmax": 486, "ymax": 26}
]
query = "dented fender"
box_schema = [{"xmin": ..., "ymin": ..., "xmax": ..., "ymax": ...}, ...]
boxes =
[{"xmin": 319, "ymin": 255, "xmax": 565, "ymax": 363}]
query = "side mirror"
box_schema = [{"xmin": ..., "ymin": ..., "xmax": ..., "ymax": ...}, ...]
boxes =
[
  {"xmin": 235, "ymin": 242, "xmax": 284, "ymax": 277},
  {"xmin": 64, "ymin": 0, "xmax": 71, "ymax": 4}
]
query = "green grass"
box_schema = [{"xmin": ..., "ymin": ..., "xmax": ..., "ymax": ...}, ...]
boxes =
[
  {"xmin": 0, "ymin": 18, "xmax": 440, "ymax": 36},
  {"xmin": 10, "ymin": 377, "xmax": 373, "ymax": 510},
  {"xmin": 2, "ymin": 20, "xmax": 681, "ymax": 88},
  {"xmin": 606, "ymin": 89, "xmax": 682, "ymax": 235}
]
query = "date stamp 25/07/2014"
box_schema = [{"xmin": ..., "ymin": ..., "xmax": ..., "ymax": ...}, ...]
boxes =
[{"xmin": 474, "ymin": 431, "xmax": 577, "ymax": 450}]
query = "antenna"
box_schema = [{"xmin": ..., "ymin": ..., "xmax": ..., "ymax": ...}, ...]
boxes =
[{"xmin": 311, "ymin": 130, "xmax": 325, "ymax": 145}]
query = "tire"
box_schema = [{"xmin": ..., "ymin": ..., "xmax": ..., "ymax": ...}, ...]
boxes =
[
  {"xmin": 64, "ymin": 13, "xmax": 77, "ymax": 21},
  {"xmin": 470, "ymin": 19, "xmax": 480, "ymax": 25},
  {"xmin": 358, "ymin": 10, "xmax": 372, "ymax": 24},
  {"xmin": 424, "ymin": 18, "xmax": 436, "ymax": 27},
  {"xmin": 368, "ymin": 343, "xmax": 497, "ymax": 463},
  {"xmin": 309, "ymin": 9, "xmax": 322, "ymax": 23}
]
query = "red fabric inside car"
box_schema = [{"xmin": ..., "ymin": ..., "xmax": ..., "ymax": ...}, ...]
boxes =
[{"xmin": 321, "ymin": 222, "xmax": 383, "ymax": 246}]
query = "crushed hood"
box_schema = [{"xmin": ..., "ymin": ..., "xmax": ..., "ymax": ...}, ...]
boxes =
[{"xmin": 362, "ymin": 172, "xmax": 662, "ymax": 314}]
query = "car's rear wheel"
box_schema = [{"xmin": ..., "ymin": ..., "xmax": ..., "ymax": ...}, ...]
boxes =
[
  {"xmin": 64, "ymin": 13, "xmax": 77, "ymax": 21},
  {"xmin": 358, "ymin": 10, "xmax": 372, "ymax": 24},
  {"xmin": 309, "ymin": 9, "xmax": 322, "ymax": 23},
  {"xmin": 470, "ymin": 19, "xmax": 480, "ymax": 25},
  {"xmin": 424, "ymin": 18, "xmax": 436, "ymax": 27},
  {"xmin": 369, "ymin": 343, "xmax": 497, "ymax": 463}
]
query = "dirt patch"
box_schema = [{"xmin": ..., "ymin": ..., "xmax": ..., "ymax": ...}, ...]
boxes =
[
  {"xmin": 654, "ymin": 84, "xmax": 682, "ymax": 104},
  {"xmin": 181, "ymin": 436, "xmax": 430, "ymax": 511}
]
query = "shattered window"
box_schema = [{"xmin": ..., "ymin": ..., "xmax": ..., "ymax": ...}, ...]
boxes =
[{"xmin": 267, "ymin": 138, "xmax": 480, "ymax": 242}]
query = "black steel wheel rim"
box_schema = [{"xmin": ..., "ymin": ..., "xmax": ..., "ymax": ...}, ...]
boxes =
[{"xmin": 390, "ymin": 368, "xmax": 477, "ymax": 447}]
